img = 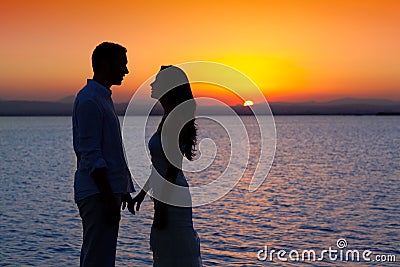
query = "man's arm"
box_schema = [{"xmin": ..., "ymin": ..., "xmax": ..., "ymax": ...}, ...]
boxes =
[{"xmin": 76, "ymin": 100, "xmax": 120, "ymax": 225}]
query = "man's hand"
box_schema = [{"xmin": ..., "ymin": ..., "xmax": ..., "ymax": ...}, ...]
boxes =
[
  {"xmin": 121, "ymin": 193, "xmax": 132, "ymax": 211},
  {"xmin": 122, "ymin": 193, "xmax": 141, "ymax": 216}
]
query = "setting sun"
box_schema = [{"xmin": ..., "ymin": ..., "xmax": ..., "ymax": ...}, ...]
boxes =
[{"xmin": 243, "ymin": 100, "xmax": 254, "ymax": 106}]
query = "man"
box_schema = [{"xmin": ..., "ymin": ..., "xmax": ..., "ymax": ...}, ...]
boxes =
[{"xmin": 72, "ymin": 42, "xmax": 135, "ymax": 267}]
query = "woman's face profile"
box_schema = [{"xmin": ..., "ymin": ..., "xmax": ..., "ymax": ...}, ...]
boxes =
[
  {"xmin": 150, "ymin": 73, "xmax": 168, "ymax": 99},
  {"xmin": 150, "ymin": 74, "xmax": 161, "ymax": 99}
]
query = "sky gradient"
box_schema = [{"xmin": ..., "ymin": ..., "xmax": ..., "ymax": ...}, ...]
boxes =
[{"xmin": 1, "ymin": 0, "xmax": 399, "ymax": 104}]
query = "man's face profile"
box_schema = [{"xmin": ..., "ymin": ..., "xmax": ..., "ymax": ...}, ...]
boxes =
[{"xmin": 108, "ymin": 52, "xmax": 129, "ymax": 86}]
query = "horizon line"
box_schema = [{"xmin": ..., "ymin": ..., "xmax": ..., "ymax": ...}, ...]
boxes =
[{"xmin": 1, "ymin": 96, "xmax": 400, "ymax": 105}]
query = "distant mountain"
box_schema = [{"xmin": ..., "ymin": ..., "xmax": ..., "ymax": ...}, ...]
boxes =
[
  {"xmin": 57, "ymin": 95, "xmax": 75, "ymax": 103},
  {"xmin": 324, "ymin": 97, "xmax": 398, "ymax": 105},
  {"xmin": 265, "ymin": 98, "xmax": 400, "ymax": 115},
  {"xmin": 0, "ymin": 101, "xmax": 73, "ymax": 116},
  {"xmin": 0, "ymin": 97, "xmax": 399, "ymax": 116}
]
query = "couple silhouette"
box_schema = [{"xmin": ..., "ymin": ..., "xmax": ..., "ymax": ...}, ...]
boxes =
[{"xmin": 72, "ymin": 42, "xmax": 202, "ymax": 267}]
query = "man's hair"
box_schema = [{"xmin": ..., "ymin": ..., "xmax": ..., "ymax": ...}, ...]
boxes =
[{"xmin": 91, "ymin": 42, "xmax": 127, "ymax": 73}]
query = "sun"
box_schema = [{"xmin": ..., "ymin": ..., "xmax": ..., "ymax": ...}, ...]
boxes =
[{"xmin": 243, "ymin": 100, "xmax": 254, "ymax": 107}]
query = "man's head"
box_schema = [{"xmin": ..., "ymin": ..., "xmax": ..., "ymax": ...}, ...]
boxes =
[{"xmin": 91, "ymin": 42, "xmax": 129, "ymax": 88}]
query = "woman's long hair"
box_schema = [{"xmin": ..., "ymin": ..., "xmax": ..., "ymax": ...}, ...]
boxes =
[{"xmin": 159, "ymin": 65, "xmax": 197, "ymax": 160}]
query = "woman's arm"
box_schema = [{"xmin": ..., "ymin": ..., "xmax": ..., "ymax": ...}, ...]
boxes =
[{"xmin": 127, "ymin": 175, "xmax": 151, "ymax": 214}]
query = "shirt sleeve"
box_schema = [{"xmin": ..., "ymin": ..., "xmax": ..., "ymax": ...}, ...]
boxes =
[
  {"xmin": 126, "ymin": 170, "xmax": 136, "ymax": 192},
  {"xmin": 75, "ymin": 99, "xmax": 107, "ymax": 175}
]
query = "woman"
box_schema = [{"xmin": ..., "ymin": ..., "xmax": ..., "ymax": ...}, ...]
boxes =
[{"xmin": 130, "ymin": 65, "xmax": 202, "ymax": 266}]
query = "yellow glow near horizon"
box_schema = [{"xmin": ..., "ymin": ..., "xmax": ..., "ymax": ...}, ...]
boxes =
[{"xmin": 243, "ymin": 100, "xmax": 254, "ymax": 106}]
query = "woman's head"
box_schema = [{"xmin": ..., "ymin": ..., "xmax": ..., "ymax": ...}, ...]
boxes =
[
  {"xmin": 151, "ymin": 65, "xmax": 194, "ymax": 108},
  {"xmin": 151, "ymin": 65, "xmax": 197, "ymax": 160}
]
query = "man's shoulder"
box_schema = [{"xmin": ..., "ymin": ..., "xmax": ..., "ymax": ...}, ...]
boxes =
[
  {"xmin": 74, "ymin": 85, "xmax": 102, "ymax": 111},
  {"xmin": 76, "ymin": 83, "xmax": 99, "ymax": 102}
]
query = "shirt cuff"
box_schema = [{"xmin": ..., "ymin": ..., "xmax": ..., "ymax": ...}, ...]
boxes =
[{"xmin": 127, "ymin": 176, "xmax": 136, "ymax": 193}]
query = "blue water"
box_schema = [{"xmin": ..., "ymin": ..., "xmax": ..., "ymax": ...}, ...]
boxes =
[{"xmin": 1, "ymin": 116, "xmax": 399, "ymax": 266}]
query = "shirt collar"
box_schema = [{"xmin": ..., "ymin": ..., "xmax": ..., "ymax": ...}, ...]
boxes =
[{"xmin": 87, "ymin": 79, "xmax": 112, "ymax": 97}]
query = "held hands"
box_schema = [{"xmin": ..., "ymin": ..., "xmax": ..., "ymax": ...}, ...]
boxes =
[
  {"xmin": 122, "ymin": 190, "xmax": 146, "ymax": 215},
  {"xmin": 121, "ymin": 192, "xmax": 168, "ymax": 229}
]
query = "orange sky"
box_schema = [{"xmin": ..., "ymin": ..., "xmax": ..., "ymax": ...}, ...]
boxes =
[{"xmin": 1, "ymin": 0, "xmax": 399, "ymax": 104}]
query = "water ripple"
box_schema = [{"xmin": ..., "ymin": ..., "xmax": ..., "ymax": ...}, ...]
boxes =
[{"xmin": 1, "ymin": 116, "xmax": 399, "ymax": 266}]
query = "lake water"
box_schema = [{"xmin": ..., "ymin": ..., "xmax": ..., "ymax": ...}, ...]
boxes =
[{"xmin": 1, "ymin": 116, "xmax": 399, "ymax": 266}]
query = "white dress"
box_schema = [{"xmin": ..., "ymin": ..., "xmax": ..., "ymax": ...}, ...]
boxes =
[{"xmin": 148, "ymin": 132, "xmax": 202, "ymax": 267}]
